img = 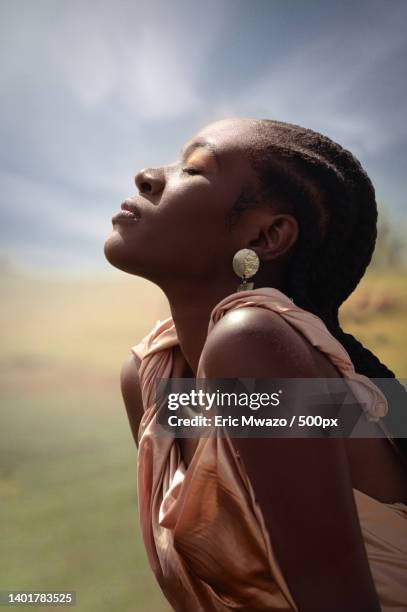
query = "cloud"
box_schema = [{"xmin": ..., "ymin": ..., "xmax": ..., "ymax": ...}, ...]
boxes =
[
  {"xmin": 48, "ymin": 10, "xmax": 203, "ymax": 120},
  {"xmin": 224, "ymin": 2, "xmax": 407, "ymax": 158},
  {"xmin": 1, "ymin": 168, "xmax": 109, "ymax": 243},
  {"xmin": 10, "ymin": 0, "xmax": 227, "ymax": 120}
]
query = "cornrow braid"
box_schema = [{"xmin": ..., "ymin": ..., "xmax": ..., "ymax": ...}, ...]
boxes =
[{"xmin": 238, "ymin": 119, "xmax": 407, "ymax": 466}]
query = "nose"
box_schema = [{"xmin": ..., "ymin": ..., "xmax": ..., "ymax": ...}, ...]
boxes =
[{"xmin": 134, "ymin": 167, "xmax": 165, "ymax": 195}]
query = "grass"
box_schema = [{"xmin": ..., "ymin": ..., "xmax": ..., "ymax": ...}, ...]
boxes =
[
  {"xmin": 1, "ymin": 391, "xmax": 171, "ymax": 612},
  {"xmin": 339, "ymin": 269, "xmax": 407, "ymax": 378},
  {"xmin": 0, "ymin": 267, "xmax": 405, "ymax": 610}
]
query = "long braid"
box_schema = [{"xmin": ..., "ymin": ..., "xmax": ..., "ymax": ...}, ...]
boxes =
[{"xmin": 239, "ymin": 119, "xmax": 407, "ymax": 464}]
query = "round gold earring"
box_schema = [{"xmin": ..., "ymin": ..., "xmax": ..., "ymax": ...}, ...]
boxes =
[{"xmin": 232, "ymin": 248, "xmax": 260, "ymax": 292}]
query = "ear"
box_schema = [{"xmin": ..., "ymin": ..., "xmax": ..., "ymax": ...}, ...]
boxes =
[{"xmin": 248, "ymin": 212, "xmax": 299, "ymax": 261}]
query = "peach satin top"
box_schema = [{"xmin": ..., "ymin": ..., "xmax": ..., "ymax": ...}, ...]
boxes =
[{"xmin": 132, "ymin": 288, "xmax": 407, "ymax": 611}]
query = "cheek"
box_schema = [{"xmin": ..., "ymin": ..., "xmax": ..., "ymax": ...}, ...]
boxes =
[
  {"xmin": 150, "ymin": 211, "xmax": 228, "ymax": 277},
  {"xmin": 158, "ymin": 215, "xmax": 216, "ymax": 260},
  {"xmin": 160, "ymin": 178, "xmax": 232, "ymax": 231},
  {"xmin": 157, "ymin": 186, "xmax": 216, "ymax": 230}
]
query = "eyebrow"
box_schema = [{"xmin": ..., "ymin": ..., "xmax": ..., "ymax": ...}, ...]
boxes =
[{"xmin": 180, "ymin": 139, "xmax": 221, "ymax": 169}]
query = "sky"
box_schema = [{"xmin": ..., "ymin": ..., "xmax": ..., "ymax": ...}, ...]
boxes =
[{"xmin": 1, "ymin": 0, "xmax": 406, "ymax": 273}]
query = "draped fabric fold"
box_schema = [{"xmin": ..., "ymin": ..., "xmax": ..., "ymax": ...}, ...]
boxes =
[{"xmin": 132, "ymin": 288, "xmax": 407, "ymax": 611}]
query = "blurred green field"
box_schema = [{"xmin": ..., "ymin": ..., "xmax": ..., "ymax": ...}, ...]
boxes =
[
  {"xmin": 339, "ymin": 269, "xmax": 407, "ymax": 378},
  {"xmin": 1, "ymin": 268, "xmax": 406, "ymax": 611},
  {"xmin": 1, "ymin": 273, "xmax": 171, "ymax": 612}
]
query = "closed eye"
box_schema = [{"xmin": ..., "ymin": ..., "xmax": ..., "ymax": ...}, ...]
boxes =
[{"xmin": 182, "ymin": 167, "xmax": 201, "ymax": 176}]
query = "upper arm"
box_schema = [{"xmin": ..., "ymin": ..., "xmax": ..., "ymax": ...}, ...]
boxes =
[
  {"xmin": 120, "ymin": 351, "xmax": 144, "ymax": 448},
  {"xmin": 201, "ymin": 307, "xmax": 380, "ymax": 611}
]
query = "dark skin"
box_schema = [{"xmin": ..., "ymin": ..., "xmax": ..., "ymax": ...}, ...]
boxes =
[{"xmin": 105, "ymin": 118, "xmax": 407, "ymax": 611}]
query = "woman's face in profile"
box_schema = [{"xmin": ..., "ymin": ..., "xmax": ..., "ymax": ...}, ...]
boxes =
[{"xmin": 104, "ymin": 118, "xmax": 262, "ymax": 286}]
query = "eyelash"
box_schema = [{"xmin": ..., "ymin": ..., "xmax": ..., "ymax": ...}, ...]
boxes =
[{"xmin": 182, "ymin": 167, "xmax": 201, "ymax": 176}]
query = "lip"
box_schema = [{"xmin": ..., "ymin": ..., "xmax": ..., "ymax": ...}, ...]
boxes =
[
  {"xmin": 111, "ymin": 210, "xmax": 141, "ymax": 225},
  {"xmin": 111, "ymin": 199, "xmax": 142, "ymax": 226},
  {"xmin": 121, "ymin": 200, "xmax": 142, "ymax": 217}
]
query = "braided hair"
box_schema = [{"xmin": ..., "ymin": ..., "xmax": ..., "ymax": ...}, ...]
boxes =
[{"xmin": 233, "ymin": 119, "xmax": 407, "ymax": 464}]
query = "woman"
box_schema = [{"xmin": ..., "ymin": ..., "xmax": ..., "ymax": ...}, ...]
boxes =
[{"xmin": 104, "ymin": 118, "xmax": 407, "ymax": 611}]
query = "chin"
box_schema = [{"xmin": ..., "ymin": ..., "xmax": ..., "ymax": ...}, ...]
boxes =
[
  {"xmin": 104, "ymin": 230, "xmax": 151, "ymax": 277},
  {"xmin": 104, "ymin": 231, "xmax": 135, "ymax": 274}
]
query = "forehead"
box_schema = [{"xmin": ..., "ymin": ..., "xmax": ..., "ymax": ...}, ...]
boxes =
[
  {"xmin": 191, "ymin": 118, "xmax": 256, "ymax": 153},
  {"xmin": 182, "ymin": 118, "xmax": 258, "ymax": 186}
]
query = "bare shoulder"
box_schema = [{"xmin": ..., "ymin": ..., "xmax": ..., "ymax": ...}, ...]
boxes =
[
  {"xmin": 120, "ymin": 351, "xmax": 143, "ymax": 447},
  {"xmin": 201, "ymin": 305, "xmax": 319, "ymax": 378}
]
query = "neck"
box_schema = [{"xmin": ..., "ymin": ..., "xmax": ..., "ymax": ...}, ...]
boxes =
[
  {"xmin": 158, "ymin": 266, "xmax": 285, "ymax": 376},
  {"xmin": 165, "ymin": 279, "xmax": 238, "ymax": 376}
]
